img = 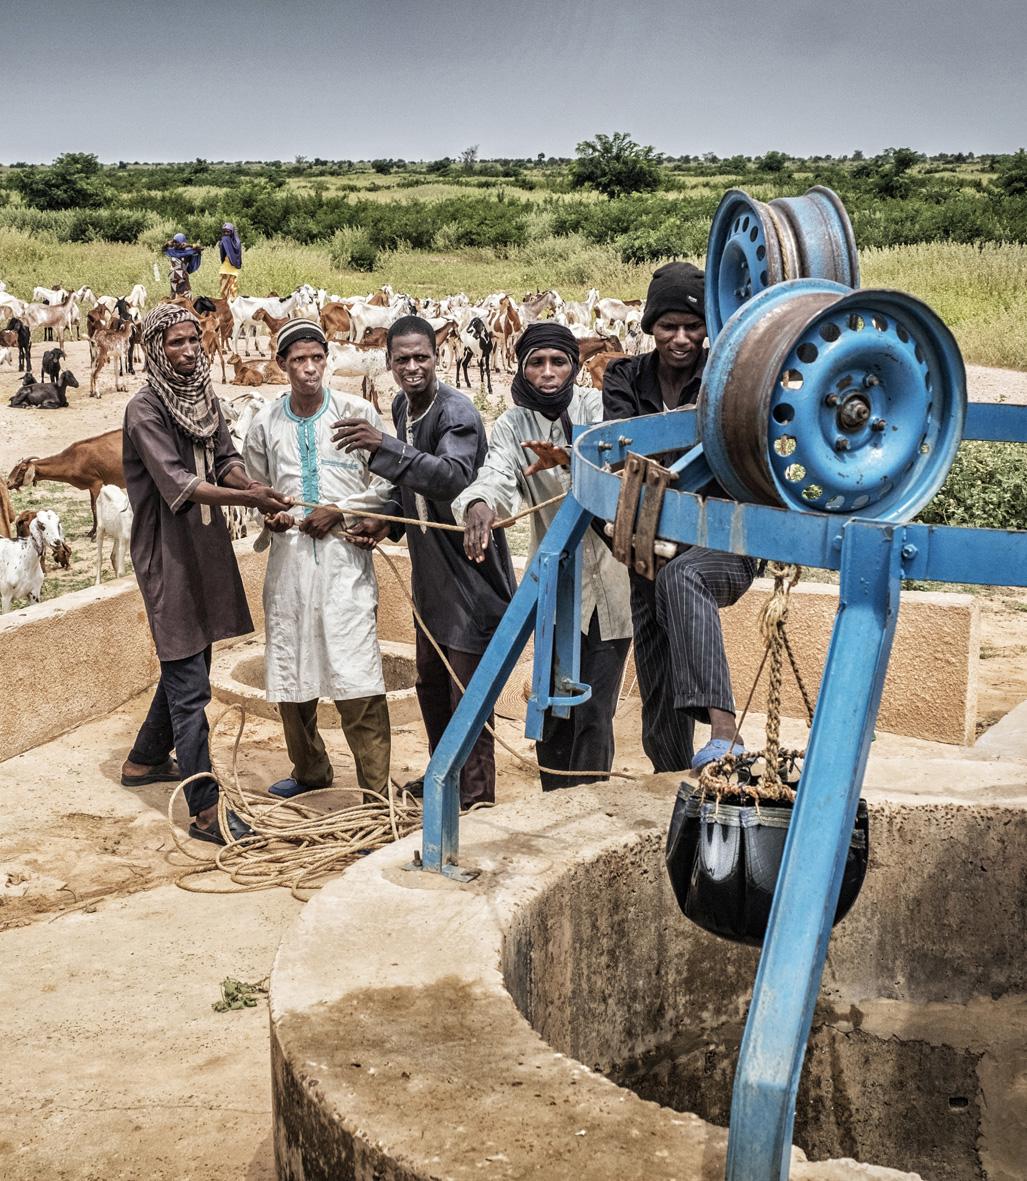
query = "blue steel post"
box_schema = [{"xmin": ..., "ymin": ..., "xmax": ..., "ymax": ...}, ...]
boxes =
[
  {"xmin": 419, "ymin": 495, "xmax": 593, "ymax": 874},
  {"xmin": 550, "ymin": 524, "xmax": 585, "ymax": 721},
  {"xmin": 525, "ymin": 537, "xmax": 585, "ymax": 737},
  {"xmin": 725, "ymin": 519, "xmax": 904, "ymax": 1180}
]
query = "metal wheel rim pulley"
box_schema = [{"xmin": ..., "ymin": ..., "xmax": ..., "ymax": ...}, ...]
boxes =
[
  {"xmin": 704, "ymin": 186, "xmax": 860, "ymax": 340},
  {"xmin": 698, "ymin": 279, "xmax": 967, "ymax": 522}
]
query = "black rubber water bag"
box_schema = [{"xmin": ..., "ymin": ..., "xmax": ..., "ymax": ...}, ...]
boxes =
[{"xmin": 665, "ymin": 788, "xmax": 869, "ymax": 947}]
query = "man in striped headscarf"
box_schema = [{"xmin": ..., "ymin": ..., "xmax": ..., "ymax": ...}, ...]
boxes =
[{"xmin": 120, "ymin": 302, "xmax": 292, "ymax": 845}]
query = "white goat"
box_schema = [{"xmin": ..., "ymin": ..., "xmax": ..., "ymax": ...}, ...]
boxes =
[
  {"xmin": 94, "ymin": 485, "xmax": 133, "ymax": 584},
  {"xmin": 0, "ymin": 510, "xmax": 64, "ymax": 613},
  {"xmin": 326, "ymin": 342, "xmax": 389, "ymax": 406},
  {"xmin": 126, "ymin": 284, "xmax": 147, "ymax": 314}
]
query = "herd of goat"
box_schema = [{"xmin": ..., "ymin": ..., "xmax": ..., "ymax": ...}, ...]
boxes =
[{"xmin": 0, "ymin": 278, "xmax": 655, "ymax": 612}]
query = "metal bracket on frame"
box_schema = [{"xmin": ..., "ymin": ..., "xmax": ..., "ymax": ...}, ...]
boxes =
[{"xmin": 611, "ymin": 452, "xmax": 678, "ymax": 579}]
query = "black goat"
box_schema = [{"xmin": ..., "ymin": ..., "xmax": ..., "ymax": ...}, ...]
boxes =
[
  {"xmin": 9, "ymin": 371, "xmax": 80, "ymax": 409},
  {"xmin": 41, "ymin": 348, "xmax": 64, "ymax": 385},
  {"xmin": 5, "ymin": 318, "xmax": 31, "ymax": 370}
]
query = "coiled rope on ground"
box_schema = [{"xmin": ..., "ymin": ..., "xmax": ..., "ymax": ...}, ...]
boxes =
[
  {"xmin": 169, "ymin": 704, "xmax": 427, "ymax": 898},
  {"xmin": 168, "ymin": 494, "xmax": 643, "ymax": 896}
]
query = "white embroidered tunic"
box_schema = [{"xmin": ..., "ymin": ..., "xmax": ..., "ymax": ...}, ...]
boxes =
[{"xmin": 242, "ymin": 388, "xmax": 396, "ymax": 703}]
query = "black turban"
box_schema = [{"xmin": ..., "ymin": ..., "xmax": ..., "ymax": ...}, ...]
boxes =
[
  {"xmin": 511, "ymin": 322, "xmax": 580, "ymax": 431},
  {"xmin": 514, "ymin": 321, "xmax": 580, "ymax": 369},
  {"xmin": 641, "ymin": 261, "xmax": 705, "ymax": 334}
]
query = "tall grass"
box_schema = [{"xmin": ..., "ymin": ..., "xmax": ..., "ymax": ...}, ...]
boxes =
[
  {"xmin": 861, "ymin": 243, "xmax": 1027, "ymax": 371},
  {"xmin": 2, "ymin": 227, "xmax": 1024, "ymax": 369}
]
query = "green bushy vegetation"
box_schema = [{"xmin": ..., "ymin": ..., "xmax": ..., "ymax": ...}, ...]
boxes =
[
  {"xmin": 2, "ymin": 143, "xmax": 1026, "ymax": 370},
  {"xmin": 919, "ymin": 443, "xmax": 1027, "ymax": 531}
]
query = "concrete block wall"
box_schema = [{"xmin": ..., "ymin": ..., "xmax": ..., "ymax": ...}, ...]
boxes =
[{"xmin": 0, "ymin": 541, "xmax": 978, "ymax": 764}]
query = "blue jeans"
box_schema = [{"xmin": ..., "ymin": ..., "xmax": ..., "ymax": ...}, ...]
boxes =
[{"xmin": 128, "ymin": 647, "xmax": 217, "ymax": 815}]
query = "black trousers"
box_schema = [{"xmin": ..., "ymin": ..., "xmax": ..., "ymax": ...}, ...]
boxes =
[
  {"xmin": 536, "ymin": 611, "xmax": 631, "ymax": 791},
  {"xmin": 129, "ymin": 647, "xmax": 217, "ymax": 816},
  {"xmin": 631, "ymin": 547, "xmax": 756, "ymax": 773}
]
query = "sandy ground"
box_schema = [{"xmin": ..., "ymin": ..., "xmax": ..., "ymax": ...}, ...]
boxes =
[
  {"xmin": 0, "ymin": 685, "xmax": 669, "ymax": 1181},
  {"xmin": 3, "ymin": 686, "xmax": 1026, "ymax": 1180}
]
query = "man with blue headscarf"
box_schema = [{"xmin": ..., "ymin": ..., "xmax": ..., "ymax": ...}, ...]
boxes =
[
  {"xmin": 218, "ymin": 222, "xmax": 243, "ymax": 300},
  {"xmin": 163, "ymin": 232, "xmax": 202, "ymax": 297}
]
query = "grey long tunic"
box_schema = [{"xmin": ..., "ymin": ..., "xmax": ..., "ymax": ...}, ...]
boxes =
[
  {"xmin": 123, "ymin": 384, "xmax": 253, "ymax": 661},
  {"xmin": 369, "ymin": 383, "xmax": 515, "ymax": 654},
  {"xmin": 451, "ymin": 387, "xmax": 632, "ymax": 641}
]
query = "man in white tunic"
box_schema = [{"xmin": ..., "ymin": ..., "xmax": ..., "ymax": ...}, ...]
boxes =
[{"xmin": 243, "ymin": 319, "xmax": 395, "ymax": 801}]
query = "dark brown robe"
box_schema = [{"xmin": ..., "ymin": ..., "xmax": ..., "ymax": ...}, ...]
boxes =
[{"xmin": 123, "ymin": 384, "xmax": 253, "ymax": 661}]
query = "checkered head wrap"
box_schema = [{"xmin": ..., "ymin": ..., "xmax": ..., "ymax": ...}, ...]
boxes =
[{"xmin": 141, "ymin": 303, "xmax": 220, "ymax": 443}]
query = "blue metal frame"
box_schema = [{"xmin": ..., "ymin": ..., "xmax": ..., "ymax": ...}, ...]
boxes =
[{"xmin": 414, "ymin": 400, "xmax": 1027, "ymax": 1173}]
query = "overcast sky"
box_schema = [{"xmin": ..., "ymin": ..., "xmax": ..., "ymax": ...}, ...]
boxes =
[{"xmin": 6, "ymin": 0, "xmax": 1026, "ymax": 163}]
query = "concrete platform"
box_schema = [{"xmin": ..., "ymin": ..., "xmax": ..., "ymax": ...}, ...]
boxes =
[{"xmin": 270, "ymin": 749, "xmax": 1027, "ymax": 1180}]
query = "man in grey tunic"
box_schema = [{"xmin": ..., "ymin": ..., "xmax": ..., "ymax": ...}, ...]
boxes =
[
  {"xmin": 454, "ymin": 322, "xmax": 632, "ymax": 790},
  {"xmin": 120, "ymin": 303, "xmax": 291, "ymax": 844},
  {"xmin": 333, "ymin": 316, "xmax": 516, "ymax": 809}
]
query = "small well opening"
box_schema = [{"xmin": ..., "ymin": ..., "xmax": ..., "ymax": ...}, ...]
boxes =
[{"xmin": 231, "ymin": 645, "xmax": 416, "ymax": 694}]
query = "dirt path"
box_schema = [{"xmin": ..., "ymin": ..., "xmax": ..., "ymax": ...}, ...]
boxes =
[{"xmin": 0, "ymin": 688, "xmax": 660, "ymax": 1181}]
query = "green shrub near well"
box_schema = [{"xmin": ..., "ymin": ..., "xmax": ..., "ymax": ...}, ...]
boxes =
[{"xmin": 919, "ymin": 443, "xmax": 1027, "ymax": 531}]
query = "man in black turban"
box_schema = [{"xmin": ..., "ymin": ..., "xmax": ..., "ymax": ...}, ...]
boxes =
[
  {"xmin": 453, "ymin": 322, "xmax": 633, "ymax": 791},
  {"xmin": 602, "ymin": 263, "xmax": 756, "ymax": 775}
]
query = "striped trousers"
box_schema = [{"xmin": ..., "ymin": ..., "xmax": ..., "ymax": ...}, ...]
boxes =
[{"xmin": 631, "ymin": 547, "xmax": 757, "ymax": 773}]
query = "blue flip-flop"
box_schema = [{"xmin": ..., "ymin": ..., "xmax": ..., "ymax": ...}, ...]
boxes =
[
  {"xmin": 691, "ymin": 738, "xmax": 745, "ymax": 771},
  {"xmin": 268, "ymin": 777, "xmax": 324, "ymax": 799}
]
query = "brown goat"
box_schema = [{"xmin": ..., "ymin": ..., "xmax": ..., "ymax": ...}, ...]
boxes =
[
  {"xmin": 577, "ymin": 335, "xmax": 623, "ymax": 365},
  {"xmin": 7, "ymin": 430, "xmax": 124, "ymax": 539},
  {"xmin": 253, "ymin": 307, "xmax": 294, "ymax": 338},
  {"xmin": 90, "ymin": 317, "xmax": 134, "ymax": 397},
  {"xmin": 198, "ymin": 312, "xmax": 227, "ymax": 382},
  {"xmin": 262, "ymin": 355, "xmax": 288, "ymax": 385},
  {"xmin": 319, "ymin": 302, "xmax": 352, "ymax": 342},
  {"xmin": 227, "ymin": 353, "xmax": 265, "ymax": 386},
  {"xmin": 582, "ymin": 351, "xmax": 622, "ymax": 390},
  {"xmin": 0, "ymin": 480, "xmax": 15, "ymax": 539}
]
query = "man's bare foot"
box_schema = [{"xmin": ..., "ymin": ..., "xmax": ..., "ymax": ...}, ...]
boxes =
[
  {"xmin": 194, "ymin": 804, "xmax": 218, "ymax": 831},
  {"xmin": 708, "ymin": 707, "xmax": 739, "ymax": 744},
  {"xmin": 122, "ymin": 759, "xmax": 153, "ymax": 778}
]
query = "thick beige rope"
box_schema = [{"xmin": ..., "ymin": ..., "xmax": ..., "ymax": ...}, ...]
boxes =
[
  {"xmin": 292, "ymin": 493, "xmax": 567, "ymax": 534},
  {"xmin": 167, "ymin": 703, "xmax": 429, "ymax": 898},
  {"xmin": 166, "ymin": 497, "xmax": 640, "ymax": 895},
  {"xmin": 697, "ymin": 562, "xmax": 809, "ymax": 805}
]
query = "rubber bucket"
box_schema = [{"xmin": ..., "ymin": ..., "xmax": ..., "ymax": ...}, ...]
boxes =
[{"xmin": 665, "ymin": 789, "xmax": 869, "ymax": 947}]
